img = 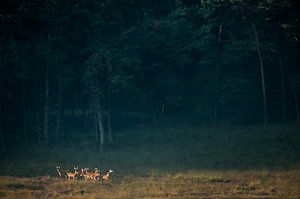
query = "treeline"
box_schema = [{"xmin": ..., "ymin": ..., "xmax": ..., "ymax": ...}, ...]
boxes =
[{"xmin": 0, "ymin": 0, "xmax": 299, "ymax": 151}]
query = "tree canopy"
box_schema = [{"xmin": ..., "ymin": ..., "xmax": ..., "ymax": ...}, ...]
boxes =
[{"xmin": 0, "ymin": 0, "xmax": 300, "ymax": 150}]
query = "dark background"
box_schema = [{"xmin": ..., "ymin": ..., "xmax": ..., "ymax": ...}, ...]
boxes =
[{"xmin": 0, "ymin": 0, "xmax": 300, "ymax": 153}]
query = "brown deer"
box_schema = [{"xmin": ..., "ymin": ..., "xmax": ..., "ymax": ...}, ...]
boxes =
[
  {"xmin": 93, "ymin": 168, "xmax": 101, "ymax": 181},
  {"xmin": 81, "ymin": 168, "xmax": 100, "ymax": 181},
  {"xmin": 102, "ymin": 170, "xmax": 114, "ymax": 181},
  {"xmin": 66, "ymin": 166, "xmax": 79, "ymax": 180}
]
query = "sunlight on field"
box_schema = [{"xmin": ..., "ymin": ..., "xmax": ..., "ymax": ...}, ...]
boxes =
[{"xmin": 0, "ymin": 168, "xmax": 300, "ymax": 199}]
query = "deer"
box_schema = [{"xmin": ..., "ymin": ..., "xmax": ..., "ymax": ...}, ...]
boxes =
[
  {"xmin": 81, "ymin": 168, "xmax": 93, "ymax": 180},
  {"xmin": 93, "ymin": 168, "xmax": 101, "ymax": 181},
  {"xmin": 81, "ymin": 168, "xmax": 100, "ymax": 181},
  {"xmin": 102, "ymin": 170, "xmax": 114, "ymax": 181},
  {"xmin": 66, "ymin": 166, "xmax": 79, "ymax": 180},
  {"xmin": 56, "ymin": 165, "xmax": 67, "ymax": 179}
]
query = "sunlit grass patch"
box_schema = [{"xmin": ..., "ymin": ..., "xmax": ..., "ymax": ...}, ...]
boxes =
[{"xmin": 0, "ymin": 168, "xmax": 300, "ymax": 198}]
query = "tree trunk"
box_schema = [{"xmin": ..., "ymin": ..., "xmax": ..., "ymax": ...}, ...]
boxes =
[
  {"xmin": 0, "ymin": 15, "xmax": 4, "ymax": 152},
  {"xmin": 175, "ymin": 0, "xmax": 182, "ymax": 6},
  {"xmin": 252, "ymin": 22, "xmax": 267, "ymax": 125},
  {"xmin": 291, "ymin": 85, "xmax": 300, "ymax": 124},
  {"xmin": 213, "ymin": 24, "xmax": 223, "ymax": 125},
  {"xmin": 93, "ymin": 96, "xmax": 98, "ymax": 142},
  {"xmin": 0, "ymin": 92, "xmax": 6, "ymax": 152},
  {"xmin": 87, "ymin": 95, "xmax": 93, "ymax": 135},
  {"xmin": 278, "ymin": 53, "xmax": 286, "ymax": 122},
  {"xmin": 55, "ymin": 77, "xmax": 62, "ymax": 142},
  {"xmin": 97, "ymin": 110, "xmax": 105, "ymax": 151},
  {"xmin": 35, "ymin": 76, "xmax": 42, "ymax": 143},
  {"xmin": 22, "ymin": 79, "xmax": 27, "ymax": 144},
  {"xmin": 160, "ymin": 102, "xmax": 165, "ymax": 119},
  {"xmin": 107, "ymin": 84, "xmax": 113, "ymax": 143},
  {"xmin": 44, "ymin": 62, "xmax": 49, "ymax": 144},
  {"xmin": 96, "ymin": 94, "xmax": 105, "ymax": 151},
  {"xmin": 106, "ymin": 55, "xmax": 113, "ymax": 143},
  {"xmin": 283, "ymin": 65, "xmax": 300, "ymax": 124},
  {"xmin": 275, "ymin": 31, "xmax": 286, "ymax": 122}
]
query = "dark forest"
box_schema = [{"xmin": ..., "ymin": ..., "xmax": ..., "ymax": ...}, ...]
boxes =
[{"xmin": 0, "ymin": 0, "xmax": 300, "ymax": 198}]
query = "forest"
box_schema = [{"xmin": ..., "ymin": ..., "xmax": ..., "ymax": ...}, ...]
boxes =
[{"xmin": 0, "ymin": 0, "xmax": 300, "ymax": 198}]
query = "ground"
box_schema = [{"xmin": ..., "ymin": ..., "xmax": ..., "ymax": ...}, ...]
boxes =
[
  {"xmin": 0, "ymin": 124, "xmax": 299, "ymax": 198},
  {"xmin": 0, "ymin": 169, "xmax": 300, "ymax": 198}
]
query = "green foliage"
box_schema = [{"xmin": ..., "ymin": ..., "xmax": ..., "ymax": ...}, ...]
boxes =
[{"xmin": 0, "ymin": 0, "xmax": 300, "ymax": 146}]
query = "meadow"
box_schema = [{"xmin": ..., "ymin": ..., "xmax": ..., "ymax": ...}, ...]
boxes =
[{"xmin": 0, "ymin": 124, "xmax": 299, "ymax": 198}]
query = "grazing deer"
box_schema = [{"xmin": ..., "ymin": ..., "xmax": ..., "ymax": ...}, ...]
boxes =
[
  {"xmin": 102, "ymin": 170, "xmax": 114, "ymax": 181},
  {"xmin": 66, "ymin": 166, "xmax": 79, "ymax": 180},
  {"xmin": 56, "ymin": 165, "xmax": 67, "ymax": 179}
]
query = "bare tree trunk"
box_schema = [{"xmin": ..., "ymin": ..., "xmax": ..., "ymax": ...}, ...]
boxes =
[
  {"xmin": 94, "ymin": 113, "xmax": 99, "ymax": 142},
  {"xmin": 107, "ymin": 84, "xmax": 113, "ymax": 143},
  {"xmin": 95, "ymin": 94, "xmax": 105, "ymax": 151},
  {"xmin": 44, "ymin": 62, "xmax": 49, "ymax": 144},
  {"xmin": 214, "ymin": 24, "xmax": 223, "ymax": 125},
  {"xmin": 97, "ymin": 111, "xmax": 105, "ymax": 151},
  {"xmin": 22, "ymin": 79, "xmax": 28, "ymax": 144},
  {"xmin": 0, "ymin": 92, "xmax": 6, "ymax": 152},
  {"xmin": 55, "ymin": 77, "xmax": 62, "ymax": 142},
  {"xmin": 252, "ymin": 22, "xmax": 267, "ymax": 125}
]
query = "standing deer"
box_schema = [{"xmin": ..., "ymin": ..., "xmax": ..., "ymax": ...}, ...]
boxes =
[
  {"xmin": 66, "ymin": 166, "xmax": 79, "ymax": 180},
  {"xmin": 56, "ymin": 165, "xmax": 67, "ymax": 179},
  {"xmin": 81, "ymin": 168, "xmax": 101, "ymax": 181},
  {"xmin": 102, "ymin": 170, "xmax": 114, "ymax": 181}
]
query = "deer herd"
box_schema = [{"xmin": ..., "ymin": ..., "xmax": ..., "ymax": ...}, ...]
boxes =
[{"xmin": 56, "ymin": 165, "xmax": 114, "ymax": 182}]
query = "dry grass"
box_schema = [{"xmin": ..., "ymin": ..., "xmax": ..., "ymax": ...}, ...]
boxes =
[
  {"xmin": 1, "ymin": 124, "xmax": 300, "ymax": 198},
  {"xmin": 0, "ymin": 168, "xmax": 300, "ymax": 199}
]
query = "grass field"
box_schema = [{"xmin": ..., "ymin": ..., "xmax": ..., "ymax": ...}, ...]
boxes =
[{"xmin": 0, "ymin": 124, "xmax": 300, "ymax": 198}]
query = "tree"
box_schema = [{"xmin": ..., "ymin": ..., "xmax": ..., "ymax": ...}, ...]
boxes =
[
  {"xmin": 83, "ymin": 51, "xmax": 110, "ymax": 150},
  {"xmin": 0, "ymin": 17, "xmax": 18, "ymax": 150},
  {"xmin": 251, "ymin": 22, "xmax": 267, "ymax": 125},
  {"xmin": 0, "ymin": 89, "xmax": 5, "ymax": 152}
]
